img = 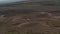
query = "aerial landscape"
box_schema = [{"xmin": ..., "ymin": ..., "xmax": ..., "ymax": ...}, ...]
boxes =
[{"xmin": 0, "ymin": 0, "xmax": 60, "ymax": 34}]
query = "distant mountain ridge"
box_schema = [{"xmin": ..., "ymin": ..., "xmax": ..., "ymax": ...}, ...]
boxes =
[
  {"xmin": 0, "ymin": 1, "xmax": 60, "ymax": 7},
  {"xmin": 0, "ymin": 1, "xmax": 28, "ymax": 7},
  {"xmin": 0, "ymin": 1, "xmax": 60, "ymax": 12}
]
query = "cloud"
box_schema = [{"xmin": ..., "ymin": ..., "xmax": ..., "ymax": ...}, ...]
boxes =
[{"xmin": 0, "ymin": 0, "xmax": 26, "ymax": 4}]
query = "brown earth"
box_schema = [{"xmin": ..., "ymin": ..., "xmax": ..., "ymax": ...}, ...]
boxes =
[{"xmin": 0, "ymin": 10, "xmax": 60, "ymax": 34}]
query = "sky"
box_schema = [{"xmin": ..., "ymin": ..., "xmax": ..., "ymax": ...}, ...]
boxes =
[
  {"xmin": 0, "ymin": 0, "xmax": 59, "ymax": 4},
  {"xmin": 0, "ymin": 0, "xmax": 26, "ymax": 4}
]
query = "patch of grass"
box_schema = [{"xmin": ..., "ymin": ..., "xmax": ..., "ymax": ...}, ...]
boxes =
[
  {"xmin": 4, "ymin": 27, "xmax": 33, "ymax": 34},
  {"xmin": 5, "ymin": 30, "xmax": 32, "ymax": 34},
  {"xmin": 51, "ymin": 20, "xmax": 60, "ymax": 26}
]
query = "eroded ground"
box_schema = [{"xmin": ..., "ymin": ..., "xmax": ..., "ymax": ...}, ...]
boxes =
[{"xmin": 0, "ymin": 10, "xmax": 60, "ymax": 34}]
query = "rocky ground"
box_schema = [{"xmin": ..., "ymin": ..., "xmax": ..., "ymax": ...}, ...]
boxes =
[{"xmin": 0, "ymin": 10, "xmax": 60, "ymax": 34}]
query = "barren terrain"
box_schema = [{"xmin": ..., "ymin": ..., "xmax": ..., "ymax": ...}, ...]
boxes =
[
  {"xmin": 0, "ymin": 1, "xmax": 60, "ymax": 34},
  {"xmin": 0, "ymin": 10, "xmax": 60, "ymax": 34}
]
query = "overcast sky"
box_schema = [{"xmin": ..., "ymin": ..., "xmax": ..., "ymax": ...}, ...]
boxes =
[
  {"xmin": 0, "ymin": 0, "xmax": 59, "ymax": 4},
  {"xmin": 0, "ymin": 0, "xmax": 26, "ymax": 4}
]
